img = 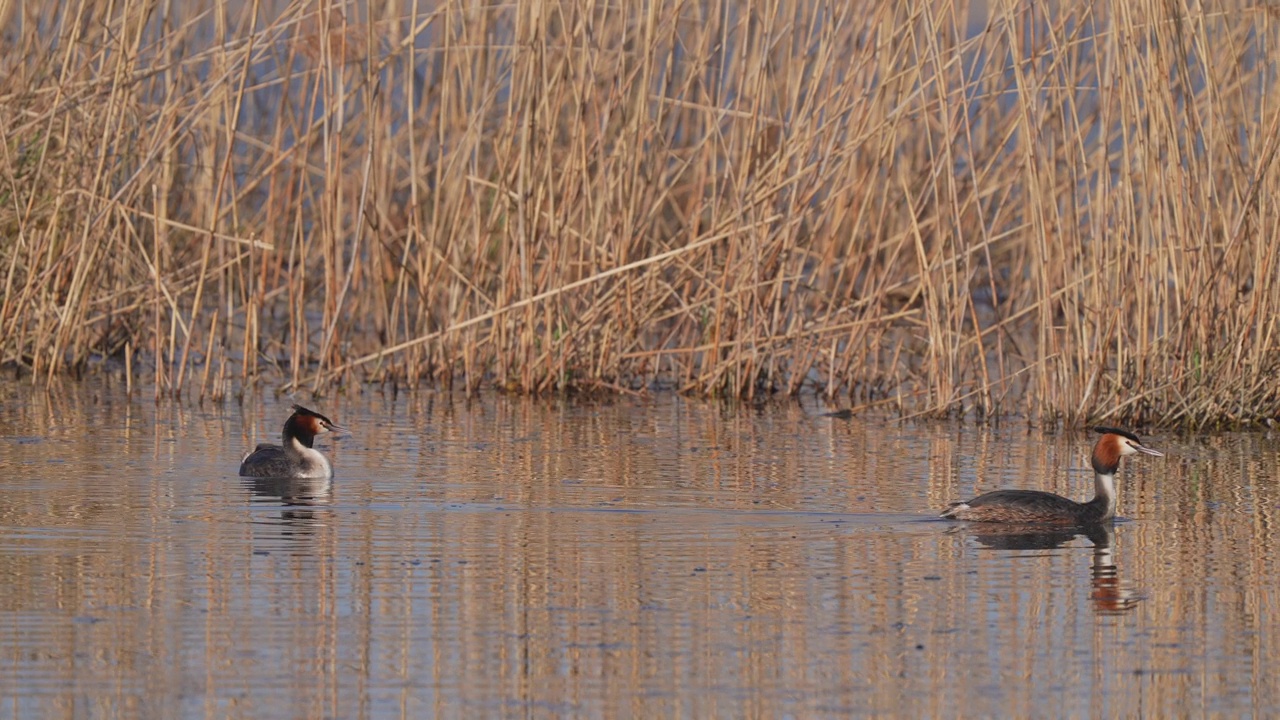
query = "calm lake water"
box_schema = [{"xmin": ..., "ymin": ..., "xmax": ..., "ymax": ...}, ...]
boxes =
[{"xmin": 1, "ymin": 377, "xmax": 1278, "ymax": 718}]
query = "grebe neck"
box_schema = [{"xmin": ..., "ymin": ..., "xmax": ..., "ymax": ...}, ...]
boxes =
[
  {"xmin": 284, "ymin": 433, "xmax": 331, "ymax": 477},
  {"xmin": 285, "ymin": 433, "xmax": 310, "ymax": 455},
  {"xmin": 1091, "ymin": 472, "xmax": 1117, "ymax": 521},
  {"xmin": 281, "ymin": 418, "xmax": 315, "ymax": 449}
]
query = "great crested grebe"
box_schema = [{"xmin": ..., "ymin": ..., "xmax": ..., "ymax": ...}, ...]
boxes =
[
  {"xmin": 239, "ymin": 405, "xmax": 346, "ymax": 479},
  {"xmin": 940, "ymin": 427, "xmax": 1164, "ymax": 525}
]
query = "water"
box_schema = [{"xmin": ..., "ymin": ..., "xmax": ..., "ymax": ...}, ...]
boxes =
[{"xmin": 1, "ymin": 378, "xmax": 1279, "ymax": 718}]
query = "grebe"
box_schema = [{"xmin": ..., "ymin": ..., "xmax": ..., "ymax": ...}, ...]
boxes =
[
  {"xmin": 239, "ymin": 405, "xmax": 346, "ymax": 479},
  {"xmin": 940, "ymin": 427, "xmax": 1164, "ymax": 525}
]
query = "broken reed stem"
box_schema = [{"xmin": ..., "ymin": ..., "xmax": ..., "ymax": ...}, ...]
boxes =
[{"xmin": 1, "ymin": 0, "xmax": 1279, "ymax": 426}]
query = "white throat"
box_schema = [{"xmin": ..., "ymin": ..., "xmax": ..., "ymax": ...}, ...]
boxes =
[{"xmin": 1094, "ymin": 472, "xmax": 1117, "ymax": 518}]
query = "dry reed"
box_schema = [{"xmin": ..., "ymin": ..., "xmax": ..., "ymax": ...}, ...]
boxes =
[{"xmin": 1, "ymin": 0, "xmax": 1278, "ymax": 427}]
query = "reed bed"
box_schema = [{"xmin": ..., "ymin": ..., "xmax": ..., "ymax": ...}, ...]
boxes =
[{"xmin": 0, "ymin": 0, "xmax": 1278, "ymax": 426}]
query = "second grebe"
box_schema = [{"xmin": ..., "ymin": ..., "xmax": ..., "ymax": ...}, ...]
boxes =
[
  {"xmin": 940, "ymin": 427, "xmax": 1164, "ymax": 525},
  {"xmin": 239, "ymin": 405, "xmax": 346, "ymax": 479}
]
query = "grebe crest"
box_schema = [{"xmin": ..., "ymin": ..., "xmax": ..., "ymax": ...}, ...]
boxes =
[
  {"xmin": 940, "ymin": 426, "xmax": 1164, "ymax": 525},
  {"xmin": 239, "ymin": 405, "xmax": 347, "ymax": 479}
]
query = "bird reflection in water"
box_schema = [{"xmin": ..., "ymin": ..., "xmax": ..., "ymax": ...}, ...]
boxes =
[
  {"xmin": 245, "ymin": 476, "xmax": 333, "ymax": 538},
  {"xmin": 963, "ymin": 523, "xmax": 1140, "ymax": 614}
]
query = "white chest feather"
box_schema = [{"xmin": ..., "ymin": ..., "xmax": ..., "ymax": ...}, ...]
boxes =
[{"xmin": 287, "ymin": 437, "xmax": 334, "ymax": 479}]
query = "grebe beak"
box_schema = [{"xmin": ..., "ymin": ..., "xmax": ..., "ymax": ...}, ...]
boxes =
[{"xmin": 1131, "ymin": 442, "xmax": 1163, "ymax": 457}]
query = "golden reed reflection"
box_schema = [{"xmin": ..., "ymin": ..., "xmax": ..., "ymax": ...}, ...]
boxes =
[{"xmin": 1, "ymin": 385, "xmax": 1280, "ymax": 716}]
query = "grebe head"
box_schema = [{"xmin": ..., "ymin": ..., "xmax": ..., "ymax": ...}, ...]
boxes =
[
  {"xmin": 284, "ymin": 405, "xmax": 347, "ymax": 448},
  {"xmin": 1090, "ymin": 426, "xmax": 1163, "ymax": 475}
]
